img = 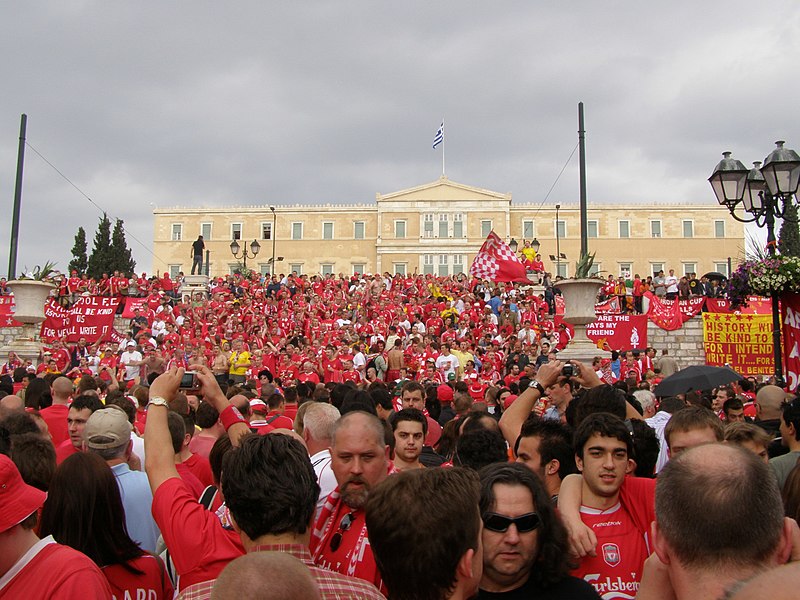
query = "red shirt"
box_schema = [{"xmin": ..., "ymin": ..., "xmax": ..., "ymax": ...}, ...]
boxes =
[
  {"xmin": 265, "ymin": 412, "xmax": 293, "ymax": 430},
  {"xmin": 0, "ymin": 537, "xmax": 112, "ymax": 599},
  {"xmin": 182, "ymin": 452, "xmax": 215, "ymax": 488},
  {"xmin": 55, "ymin": 439, "xmax": 79, "ymax": 465},
  {"xmin": 151, "ymin": 477, "xmax": 244, "ymax": 590},
  {"xmin": 39, "ymin": 404, "xmax": 69, "ymax": 447},
  {"xmin": 102, "ymin": 554, "xmax": 174, "ymax": 600},
  {"xmin": 176, "ymin": 462, "xmax": 207, "ymax": 499}
]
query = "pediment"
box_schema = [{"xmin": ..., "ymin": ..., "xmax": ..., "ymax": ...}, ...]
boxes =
[{"xmin": 377, "ymin": 176, "xmax": 511, "ymax": 204}]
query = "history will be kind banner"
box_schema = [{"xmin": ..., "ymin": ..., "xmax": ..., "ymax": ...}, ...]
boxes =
[
  {"xmin": 703, "ymin": 313, "xmax": 774, "ymax": 377},
  {"xmin": 40, "ymin": 296, "xmax": 121, "ymax": 342}
]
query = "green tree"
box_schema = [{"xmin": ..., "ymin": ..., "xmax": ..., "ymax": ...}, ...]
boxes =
[
  {"xmin": 86, "ymin": 214, "xmax": 112, "ymax": 279},
  {"xmin": 110, "ymin": 218, "xmax": 136, "ymax": 275},
  {"xmin": 779, "ymin": 197, "xmax": 800, "ymax": 257},
  {"xmin": 68, "ymin": 226, "xmax": 88, "ymax": 274}
]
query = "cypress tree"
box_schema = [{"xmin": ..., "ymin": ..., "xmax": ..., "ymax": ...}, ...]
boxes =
[
  {"xmin": 778, "ymin": 197, "xmax": 800, "ymax": 257},
  {"xmin": 68, "ymin": 226, "xmax": 88, "ymax": 274},
  {"xmin": 87, "ymin": 214, "xmax": 112, "ymax": 279},
  {"xmin": 110, "ymin": 218, "xmax": 136, "ymax": 275}
]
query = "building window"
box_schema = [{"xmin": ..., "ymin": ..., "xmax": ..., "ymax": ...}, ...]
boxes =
[
  {"xmin": 682, "ymin": 220, "xmax": 694, "ymax": 238},
  {"xmin": 322, "ymin": 222, "xmax": 334, "ymax": 240},
  {"xmin": 481, "ymin": 220, "xmax": 492, "ymax": 238},
  {"xmin": 650, "ymin": 220, "xmax": 662, "ymax": 238},
  {"xmin": 394, "ymin": 220, "xmax": 407, "ymax": 239},
  {"xmin": 587, "ymin": 220, "xmax": 598, "ymax": 238},
  {"xmin": 651, "ymin": 262, "xmax": 664, "ymax": 276},
  {"xmin": 714, "ymin": 220, "xmax": 725, "ymax": 238},
  {"xmin": 452, "ymin": 254, "xmax": 464, "ymax": 275},
  {"xmin": 261, "ymin": 222, "xmax": 272, "ymax": 241},
  {"xmin": 231, "ymin": 223, "xmax": 242, "ymax": 240},
  {"xmin": 291, "ymin": 222, "xmax": 303, "ymax": 240},
  {"xmin": 714, "ymin": 262, "xmax": 729, "ymax": 276},
  {"xmin": 201, "ymin": 223, "xmax": 212, "ymax": 240},
  {"xmin": 171, "ymin": 224, "xmax": 182, "ymax": 241},
  {"xmin": 352, "ymin": 263, "xmax": 365, "ymax": 275},
  {"xmin": 260, "ymin": 264, "xmax": 272, "ymax": 276},
  {"xmin": 453, "ymin": 213, "xmax": 464, "ymax": 238},
  {"xmin": 618, "ymin": 220, "xmax": 630, "ymax": 239},
  {"xmin": 289, "ymin": 263, "xmax": 303, "ymax": 275},
  {"xmin": 556, "ymin": 262, "xmax": 568, "ymax": 278},
  {"xmin": 423, "ymin": 254, "xmax": 434, "ymax": 275},
  {"xmin": 682, "ymin": 262, "xmax": 696, "ymax": 276},
  {"xmin": 438, "ymin": 254, "xmax": 448, "ymax": 276},
  {"xmin": 438, "ymin": 214, "xmax": 449, "ymax": 238},
  {"xmin": 556, "ymin": 220, "xmax": 566, "ymax": 239},
  {"xmin": 619, "ymin": 262, "xmax": 632, "ymax": 278},
  {"xmin": 321, "ymin": 263, "xmax": 334, "ymax": 276},
  {"xmin": 354, "ymin": 221, "xmax": 365, "ymax": 239},
  {"xmin": 423, "ymin": 214, "xmax": 434, "ymax": 238},
  {"xmin": 169, "ymin": 264, "xmax": 182, "ymax": 278},
  {"xmin": 393, "ymin": 263, "xmax": 407, "ymax": 276},
  {"xmin": 589, "ymin": 262, "xmax": 601, "ymax": 277},
  {"xmin": 522, "ymin": 219, "xmax": 535, "ymax": 239}
]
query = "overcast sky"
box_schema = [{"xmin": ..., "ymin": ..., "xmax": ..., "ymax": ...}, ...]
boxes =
[{"xmin": 1, "ymin": 1, "xmax": 797, "ymax": 276}]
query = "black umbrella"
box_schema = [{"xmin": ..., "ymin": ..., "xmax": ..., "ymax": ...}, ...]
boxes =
[
  {"xmin": 702, "ymin": 271, "xmax": 728, "ymax": 282},
  {"xmin": 654, "ymin": 365, "xmax": 742, "ymax": 396}
]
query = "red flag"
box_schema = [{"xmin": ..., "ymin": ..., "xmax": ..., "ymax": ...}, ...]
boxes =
[{"xmin": 469, "ymin": 231, "xmax": 528, "ymax": 282}]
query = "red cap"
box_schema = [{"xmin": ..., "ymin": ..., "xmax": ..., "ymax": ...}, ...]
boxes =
[
  {"xmin": 503, "ymin": 394, "xmax": 519, "ymax": 410},
  {"xmin": 437, "ymin": 384, "xmax": 454, "ymax": 403},
  {"xmin": 0, "ymin": 454, "xmax": 46, "ymax": 533}
]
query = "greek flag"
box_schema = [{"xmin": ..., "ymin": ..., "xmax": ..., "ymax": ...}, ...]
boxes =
[{"xmin": 432, "ymin": 122, "xmax": 444, "ymax": 149}]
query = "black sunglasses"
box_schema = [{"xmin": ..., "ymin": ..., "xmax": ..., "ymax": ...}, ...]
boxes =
[
  {"xmin": 482, "ymin": 512, "xmax": 540, "ymax": 533},
  {"xmin": 330, "ymin": 512, "xmax": 356, "ymax": 552}
]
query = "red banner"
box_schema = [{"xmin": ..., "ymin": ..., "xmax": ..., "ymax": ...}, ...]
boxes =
[
  {"xmin": 555, "ymin": 295, "xmax": 565, "ymax": 316},
  {"xmin": 782, "ymin": 293, "xmax": 800, "ymax": 392},
  {"xmin": 644, "ymin": 292, "xmax": 705, "ymax": 330},
  {"xmin": 705, "ymin": 296, "xmax": 772, "ymax": 314},
  {"xmin": 40, "ymin": 296, "xmax": 121, "ymax": 342},
  {"xmin": 586, "ymin": 315, "xmax": 649, "ymax": 351},
  {"xmin": 595, "ymin": 297, "xmax": 620, "ymax": 314},
  {"xmin": 703, "ymin": 313, "xmax": 774, "ymax": 377},
  {"xmin": 0, "ymin": 296, "xmax": 22, "ymax": 327},
  {"xmin": 122, "ymin": 297, "xmax": 148, "ymax": 318}
]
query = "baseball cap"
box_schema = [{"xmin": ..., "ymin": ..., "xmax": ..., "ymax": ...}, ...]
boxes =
[
  {"xmin": 0, "ymin": 454, "xmax": 46, "ymax": 533},
  {"xmin": 84, "ymin": 406, "xmax": 133, "ymax": 449},
  {"xmin": 437, "ymin": 384, "xmax": 454, "ymax": 403},
  {"xmin": 250, "ymin": 399, "xmax": 268, "ymax": 413},
  {"xmin": 126, "ymin": 341, "xmax": 136, "ymax": 347}
]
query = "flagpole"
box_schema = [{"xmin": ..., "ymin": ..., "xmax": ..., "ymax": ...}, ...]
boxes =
[{"xmin": 441, "ymin": 117, "xmax": 445, "ymax": 177}]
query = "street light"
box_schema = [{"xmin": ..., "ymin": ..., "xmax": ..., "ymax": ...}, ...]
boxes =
[
  {"xmin": 230, "ymin": 238, "xmax": 261, "ymax": 269},
  {"xmin": 555, "ymin": 204, "xmax": 562, "ymax": 277},
  {"xmin": 709, "ymin": 140, "xmax": 800, "ymax": 387},
  {"xmin": 509, "ymin": 238, "xmax": 518, "ymax": 253},
  {"xmin": 269, "ymin": 205, "xmax": 277, "ymax": 276},
  {"xmin": 531, "ymin": 237, "xmax": 540, "ymax": 253}
]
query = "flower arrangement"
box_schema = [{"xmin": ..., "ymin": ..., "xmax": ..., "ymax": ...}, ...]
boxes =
[
  {"xmin": 16, "ymin": 261, "xmax": 59, "ymax": 282},
  {"xmin": 726, "ymin": 255, "xmax": 800, "ymax": 307}
]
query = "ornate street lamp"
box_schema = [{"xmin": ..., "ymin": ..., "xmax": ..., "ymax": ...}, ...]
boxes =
[
  {"xmin": 230, "ymin": 239, "xmax": 261, "ymax": 269},
  {"xmin": 531, "ymin": 237, "xmax": 541, "ymax": 253},
  {"xmin": 509, "ymin": 238, "xmax": 518, "ymax": 253},
  {"xmin": 709, "ymin": 141, "xmax": 800, "ymax": 387}
]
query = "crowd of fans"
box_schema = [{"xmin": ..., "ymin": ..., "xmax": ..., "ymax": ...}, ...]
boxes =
[{"xmin": 0, "ymin": 269, "xmax": 798, "ymax": 600}]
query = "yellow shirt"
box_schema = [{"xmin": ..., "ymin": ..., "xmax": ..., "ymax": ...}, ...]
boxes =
[{"xmin": 229, "ymin": 351, "xmax": 251, "ymax": 376}]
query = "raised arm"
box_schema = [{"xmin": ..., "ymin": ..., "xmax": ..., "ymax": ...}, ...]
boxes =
[{"xmin": 498, "ymin": 360, "xmax": 563, "ymax": 447}]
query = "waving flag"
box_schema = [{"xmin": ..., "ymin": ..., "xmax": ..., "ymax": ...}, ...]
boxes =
[
  {"xmin": 432, "ymin": 122, "xmax": 444, "ymax": 149},
  {"xmin": 469, "ymin": 231, "xmax": 529, "ymax": 282}
]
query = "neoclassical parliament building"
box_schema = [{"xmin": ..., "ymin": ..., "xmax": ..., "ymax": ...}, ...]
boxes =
[{"xmin": 152, "ymin": 177, "xmax": 745, "ymax": 280}]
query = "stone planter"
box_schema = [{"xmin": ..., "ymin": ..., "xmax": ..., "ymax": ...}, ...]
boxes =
[
  {"xmin": 6, "ymin": 280, "xmax": 56, "ymax": 324},
  {"xmin": 553, "ymin": 278, "xmax": 610, "ymax": 362}
]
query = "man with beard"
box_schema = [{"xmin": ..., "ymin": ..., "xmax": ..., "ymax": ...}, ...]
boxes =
[
  {"xmin": 390, "ymin": 409, "xmax": 426, "ymax": 471},
  {"xmin": 310, "ymin": 411, "xmax": 392, "ymax": 592}
]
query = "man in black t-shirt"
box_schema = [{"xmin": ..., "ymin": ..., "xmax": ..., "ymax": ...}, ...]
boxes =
[{"xmin": 191, "ymin": 235, "xmax": 205, "ymax": 275}]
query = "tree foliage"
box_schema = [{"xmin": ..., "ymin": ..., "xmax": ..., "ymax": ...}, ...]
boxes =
[
  {"xmin": 779, "ymin": 197, "xmax": 800, "ymax": 258},
  {"xmin": 110, "ymin": 218, "xmax": 136, "ymax": 275},
  {"xmin": 68, "ymin": 226, "xmax": 88, "ymax": 274},
  {"xmin": 86, "ymin": 214, "xmax": 113, "ymax": 279}
]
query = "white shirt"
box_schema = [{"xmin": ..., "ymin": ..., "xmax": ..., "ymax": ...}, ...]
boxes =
[
  {"xmin": 435, "ymin": 353, "xmax": 460, "ymax": 378},
  {"xmin": 665, "ymin": 275, "xmax": 679, "ymax": 293},
  {"xmin": 120, "ymin": 349, "xmax": 142, "ymax": 380},
  {"xmin": 310, "ymin": 449, "xmax": 338, "ymax": 520}
]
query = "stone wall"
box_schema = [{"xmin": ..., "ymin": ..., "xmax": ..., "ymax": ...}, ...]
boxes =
[{"xmin": 647, "ymin": 315, "xmax": 705, "ymax": 368}]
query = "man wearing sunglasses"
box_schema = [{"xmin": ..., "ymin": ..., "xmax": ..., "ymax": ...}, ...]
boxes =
[{"xmin": 477, "ymin": 463, "xmax": 599, "ymax": 598}]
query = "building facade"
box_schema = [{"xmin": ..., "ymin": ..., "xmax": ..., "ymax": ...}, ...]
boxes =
[{"xmin": 152, "ymin": 177, "xmax": 745, "ymax": 280}]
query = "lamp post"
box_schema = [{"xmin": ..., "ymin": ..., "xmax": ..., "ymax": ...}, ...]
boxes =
[
  {"xmin": 509, "ymin": 238, "xmax": 518, "ymax": 253},
  {"xmin": 230, "ymin": 239, "xmax": 261, "ymax": 270},
  {"xmin": 269, "ymin": 205, "xmax": 277, "ymax": 276},
  {"xmin": 555, "ymin": 204, "xmax": 562, "ymax": 277},
  {"xmin": 531, "ymin": 237, "xmax": 540, "ymax": 254},
  {"xmin": 709, "ymin": 141, "xmax": 800, "ymax": 387}
]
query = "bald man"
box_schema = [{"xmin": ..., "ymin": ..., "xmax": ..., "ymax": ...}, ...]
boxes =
[
  {"xmin": 210, "ymin": 552, "xmax": 321, "ymax": 600},
  {"xmin": 0, "ymin": 395, "xmax": 24, "ymax": 412},
  {"xmin": 638, "ymin": 443, "xmax": 795, "ymax": 600},
  {"xmin": 729, "ymin": 561, "xmax": 800, "ymax": 600},
  {"xmin": 39, "ymin": 376, "xmax": 73, "ymax": 445}
]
